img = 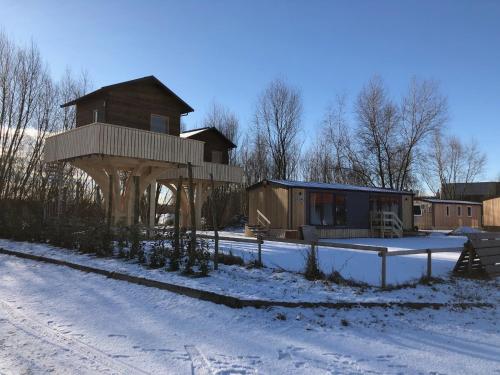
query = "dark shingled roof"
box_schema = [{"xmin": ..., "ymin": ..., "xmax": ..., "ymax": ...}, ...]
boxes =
[
  {"xmin": 247, "ymin": 179, "xmax": 413, "ymax": 195},
  {"xmin": 60, "ymin": 75, "xmax": 194, "ymax": 114}
]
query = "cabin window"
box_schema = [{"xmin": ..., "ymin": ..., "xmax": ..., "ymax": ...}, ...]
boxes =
[
  {"xmin": 446, "ymin": 206, "xmax": 450, "ymax": 217},
  {"xmin": 413, "ymin": 205, "xmax": 422, "ymax": 216},
  {"xmin": 93, "ymin": 109, "xmax": 99, "ymax": 123},
  {"xmin": 309, "ymin": 192, "xmax": 346, "ymax": 226},
  {"xmin": 150, "ymin": 114, "xmax": 169, "ymax": 133},
  {"xmin": 467, "ymin": 206, "xmax": 472, "ymax": 217},
  {"xmin": 211, "ymin": 150, "xmax": 223, "ymax": 163},
  {"xmin": 457, "ymin": 206, "xmax": 462, "ymax": 217}
]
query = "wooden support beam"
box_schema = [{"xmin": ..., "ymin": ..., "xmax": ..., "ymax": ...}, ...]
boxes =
[
  {"xmin": 134, "ymin": 175, "xmax": 140, "ymax": 225},
  {"xmin": 426, "ymin": 249, "xmax": 432, "ymax": 279}
]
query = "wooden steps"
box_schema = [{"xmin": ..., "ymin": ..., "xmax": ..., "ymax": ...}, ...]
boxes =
[{"xmin": 454, "ymin": 233, "xmax": 500, "ymax": 278}]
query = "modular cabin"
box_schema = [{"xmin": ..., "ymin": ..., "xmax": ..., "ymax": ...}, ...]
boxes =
[
  {"xmin": 246, "ymin": 179, "xmax": 414, "ymax": 239},
  {"xmin": 413, "ymin": 198, "xmax": 482, "ymax": 230},
  {"xmin": 44, "ymin": 75, "xmax": 243, "ymax": 227}
]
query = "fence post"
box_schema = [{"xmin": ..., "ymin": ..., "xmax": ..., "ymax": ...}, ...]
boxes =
[
  {"xmin": 257, "ymin": 235, "xmax": 263, "ymax": 266},
  {"xmin": 426, "ymin": 249, "xmax": 432, "ymax": 279},
  {"xmin": 379, "ymin": 249, "xmax": 387, "ymax": 289}
]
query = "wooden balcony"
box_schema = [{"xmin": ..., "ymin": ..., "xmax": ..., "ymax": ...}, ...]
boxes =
[
  {"xmin": 158, "ymin": 162, "xmax": 243, "ymax": 184},
  {"xmin": 43, "ymin": 122, "xmax": 204, "ymax": 165}
]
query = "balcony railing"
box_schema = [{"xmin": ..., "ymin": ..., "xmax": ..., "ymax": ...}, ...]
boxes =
[
  {"xmin": 158, "ymin": 162, "xmax": 243, "ymax": 184},
  {"xmin": 43, "ymin": 122, "xmax": 204, "ymax": 165}
]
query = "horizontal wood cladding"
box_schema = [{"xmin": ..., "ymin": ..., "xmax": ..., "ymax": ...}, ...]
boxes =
[
  {"xmin": 248, "ymin": 185, "xmax": 289, "ymax": 229},
  {"xmin": 44, "ymin": 122, "xmax": 204, "ymax": 165},
  {"xmin": 414, "ymin": 201, "xmax": 482, "ymax": 230},
  {"xmin": 76, "ymin": 81, "xmax": 183, "ymax": 136},
  {"xmin": 158, "ymin": 162, "xmax": 243, "ymax": 183},
  {"xmin": 185, "ymin": 130, "xmax": 231, "ymax": 164}
]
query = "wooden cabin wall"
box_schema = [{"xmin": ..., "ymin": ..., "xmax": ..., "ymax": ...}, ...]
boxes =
[
  {"xmin": 105, "ymin": 82, "xmax": 182, "ymax": 135},
  {"xmin": 76, "ymin": 95, "xmax": 106, "ymax": 127},
  {"xmin": 414, "ymin": 201, "xmax": 434, "ymax": 230},
  {"xmin": 432, "ymin": 203, "xmax": 481, "ymax": 229},
  {"xmin": 291, "ymin": 188, "xmax": 305, "ymax": 229},
  {"xmin": 248, "ymin": 185, "xmax": 289, "ymax": 229},
  {"xmin": 483, "ymin": 197, "xmax": 500, "ymax": 228},
  {"xmin": 186, "ymin": 130, "xmax": 231, "ymax": 164},
  {"xmin": 402, "ymin": 194, "xmax": 414, "ymax": 230}
]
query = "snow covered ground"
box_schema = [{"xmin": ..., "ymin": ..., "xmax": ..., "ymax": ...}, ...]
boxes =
[
  {"xmin": 0, "ymin": 254, "xmax": 499, "ymax": 374},
  {"xmin": 199, "ymin": 232, "xmax": 466, "ymax": 285},
  {"xmin": 0, "ymin": 236, "xmax": 467, "ymax": 303}
]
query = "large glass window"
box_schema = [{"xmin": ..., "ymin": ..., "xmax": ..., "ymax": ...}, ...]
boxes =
[
  {"xmin": 309, "ymin": 192, "xmax": 346, "ymax": 226},
  {"xmin": 150, "ymin": 114, "xmax": 169, "ymax": 133}
]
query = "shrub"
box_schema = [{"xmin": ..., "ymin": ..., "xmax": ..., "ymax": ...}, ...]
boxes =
[{"xmin": 304, "ymin": 245, "xmax": 324, "ymax": 281}]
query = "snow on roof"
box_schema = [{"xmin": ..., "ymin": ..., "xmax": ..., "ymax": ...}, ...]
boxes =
[
  {"xmin": 416, "ymin": 198, "xmax": 482, "ymax": 205},
  {"xmin": 179, "ymin": 127, "xmax": 211, "ymax": 138},
  {"xmin": 251, "ymin": 179, "xmax": 412, "ymax": 195}
]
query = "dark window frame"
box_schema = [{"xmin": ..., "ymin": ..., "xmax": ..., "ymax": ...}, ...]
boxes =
[{"xmin": 307, "ymin": 190, "xmax": 347, "ymax": 228}]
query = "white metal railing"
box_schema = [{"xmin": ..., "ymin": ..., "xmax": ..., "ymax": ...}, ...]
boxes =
[
  {"xmin": 43, "ymin": 122, "xmax": 204, "ymax": 165},
  {"xmin": 370, "ymin": 211, "xmax": 403, "ymax": 238}
]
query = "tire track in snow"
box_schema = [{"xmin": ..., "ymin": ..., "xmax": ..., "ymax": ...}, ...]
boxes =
[{"xmin": 0, "ymin": 298, "xmax": 150, "ymax": 375}]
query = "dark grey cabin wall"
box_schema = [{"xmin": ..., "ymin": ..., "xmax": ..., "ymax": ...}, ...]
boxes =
[{"xmin": 345, "ymin": 191, "xmax": 370, "ymax": 229}]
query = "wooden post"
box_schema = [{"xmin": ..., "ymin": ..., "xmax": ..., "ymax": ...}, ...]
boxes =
[
  {"xmin": 380, "ymin": 250, "xmax": 387, "ymax": 289},
  {"xmin": 257, "ymin": 235, "xmax": 263, "ymax": 266},
  {"xmin": 147, "ymin": 182, "xmax": 156, "ymax": 236},
  {"xmin": 187, "ymin": 162, "xmax": 197, "ymax": 256},
  {"xmin": 467, "ymin": 244, "xmax": 473, "ymax": 276},
  {"xmin": 174, "ymin": 176, "xmax": 183, "ymax": 256},
  {"xmin": 209, "ymin": 173, "xmax": 219, "ymax": 270},
  {"xmin": 107, "ymin": 174, "xmax": 113, "ymax": 225},
  {"xmin": 426, "ymin": 249, "xmax": 432, "ymax": 279},
  {"xmin": 133, "ymin": 175, "xmax": 140, "ymax": 225}
]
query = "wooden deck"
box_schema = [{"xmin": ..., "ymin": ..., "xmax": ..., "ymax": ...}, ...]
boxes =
[
  {"xmin": 43, "ymin": 122, "xmax": 205, "ymax": 165},
  {"xmin": 158, "ymin": 162, "xmax": 243, "ymax": 184}
]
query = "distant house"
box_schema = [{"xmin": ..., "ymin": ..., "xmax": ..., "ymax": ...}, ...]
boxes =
[
  {"xmin": 413, "ymin": 198, "xmax": 482, "ymax": 230},
  {"xmin": 441, "ymin": 182, "xmax": 500, "ymax": 202},
  {"xmin": 246, "ymin": 179, "xmax": 414, "ymax": 239}
]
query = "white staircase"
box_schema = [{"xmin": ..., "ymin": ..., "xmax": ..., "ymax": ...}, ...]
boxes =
[{"xmin": 370, "ymin": 211, "xmax": 403, "ymax": 238}]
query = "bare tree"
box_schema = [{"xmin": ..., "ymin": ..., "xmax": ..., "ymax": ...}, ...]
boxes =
[
  {"xmin": 255, "ymin": 78, "xmax": 302, "ymax": 180},
  {"xmin": 422, "ymin": 132, "xmax": 486, "ymax": 198},
  {"xmin": 203, "ymin": 102, "xmax": 240, "ymax": 164}
]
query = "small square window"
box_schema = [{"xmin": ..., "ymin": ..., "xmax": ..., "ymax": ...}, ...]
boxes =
[
  {"xmin": 413, "ymin": 205, "xmax": 422, "ymax": 216},
  {"xmin": 467, "ymin": 206, "xmax": 472, "ymax": 217},
  {"xmin": 151, "ymin": 114, "xmax": 169, "ymax": 133}
]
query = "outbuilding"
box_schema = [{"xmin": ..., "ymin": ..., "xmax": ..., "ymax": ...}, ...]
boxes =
[
  {"xmin": 246, "ymin": 179, "xmax": 414, "ymax": 239},
  {"xmin": 413, "ymin": 198, "xmax": 482, "ymax": 230}
]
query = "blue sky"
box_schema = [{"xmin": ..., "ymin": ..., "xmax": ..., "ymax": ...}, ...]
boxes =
[{"xmin": 1, "ymin": 0, "xmax": 499, "ymax": 179}]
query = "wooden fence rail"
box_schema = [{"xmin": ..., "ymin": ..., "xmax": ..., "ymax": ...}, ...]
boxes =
[{"xmin": 196, "ymin": 233, "xmax": 463, "ymax": 288}]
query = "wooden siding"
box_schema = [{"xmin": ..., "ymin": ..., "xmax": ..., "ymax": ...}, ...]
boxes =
[
  {"xmin": 414, "ymin": 200, "xmax": 482, "ymax": 230},
  {"xmin": 75, "ymin": 81, "xmax": 183, "ymax": 136},
  {"xmin": 44, "ymin": 122, "xmax": 204, "ymax": 165},
  {"xmin": 248, "ymin": 185, "xmax": 289, "ymax": 229},
  {"xmin": 483, "ymin": 197, "xmax": 500, "ymax": 227},
  {"xmin": 401, "ymin": 194, "xmax": 414, "ymax": 230},
  {"xmin": 291, "ymin": 188, "xmax": 306, "ymax": 229},
  {"xmin": 158, "ymin": 162, "xmax": 243, "ymax": 183},
  {"xmin": 183, "ymin": 129, "xmax": 232, "ymax": 164}
]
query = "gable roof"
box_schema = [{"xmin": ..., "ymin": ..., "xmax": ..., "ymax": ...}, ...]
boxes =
[
  {"xmin": 247, "ymin": 179, "xmax": 413, "ymax": 195},
  {"xmin": 60, "ymin": 75, "xmax": 194, "ymax": 114},
  {"xmin": 180, "ymin": 127, "xmax": 237, "ymax": 148},
  {"xmin": 415, "ymin": 198, "xmax": 482, "ymax": 206}
]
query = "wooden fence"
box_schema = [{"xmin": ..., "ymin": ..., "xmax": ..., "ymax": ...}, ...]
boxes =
[{"xmin": 197, "ymin": 233, "xmax": 463, "ymax": 288}]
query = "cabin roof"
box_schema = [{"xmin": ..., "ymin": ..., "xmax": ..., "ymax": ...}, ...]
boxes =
[
  {"xmin": 60, "ymin": 75, "xmax": 194, "ymax": 114},
  {"xmin": 247, "ymin": 179, "xmax": 413, "ymax": 195},
  {"xmin": 180, "ymin": 127, "xmax": 237, "ymax": 148},
  {"xmin": 416, "ymin": 198, "xmax": 482, "ymax": 206}
]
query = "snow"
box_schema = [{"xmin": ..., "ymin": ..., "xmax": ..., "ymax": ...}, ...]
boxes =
[
  {"xmin": 203, "ymin": 232, "xmax": 467, "ymax": 285},
  {"xmin": 1, "ymin": 253, "xmax": 499, "ymax": 374}
]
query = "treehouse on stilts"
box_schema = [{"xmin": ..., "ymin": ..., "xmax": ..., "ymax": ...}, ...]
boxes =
[{"xmin": 43, "ymin": 76, "xmax": 243, "ymax": 228}]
